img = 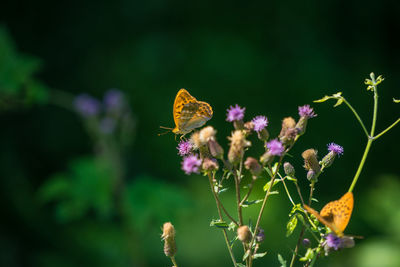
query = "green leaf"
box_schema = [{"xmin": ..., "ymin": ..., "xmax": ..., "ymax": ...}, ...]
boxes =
[
  {"xmin": 277, "ymin": 254, "xmax": 287, "ymax": 267},
  {"xmin": 286, "ymin": 215, "xmax": 298, "ymax": 237},
  {"xmin": 210, "ymin": 219, "xmax": 229, "ymax": 228},
  {"xmin": 237, "ymin": 263, "xmax": 246, "ymax": 267},
  {"xmin": 228, "ymin": 222, "xmax": 237, "ymax": 231},
  {"xmin": 218, "ymin": 187, "xmax": 229, "ymax": 194},
  {"xmin": 299, "ymin": 248, "xmax": 314, "ymax": 262},
  {"xmin": 241, "ymin": 199, "xmax": 263, "ymax": 207},
  {"xmin": 393, "ymin": 98, "xmax": 400, "ymax": 103},
  {"xmin": 263, "ymin": 179, "xmax": 280, "ymax": 191},
  {"xmin": 242, "ymin": 250, "xmax": 251, "ymax": 262},
  {"xmin": 253, "ymin": 252, "xmax": 267, "ymax": 259}
]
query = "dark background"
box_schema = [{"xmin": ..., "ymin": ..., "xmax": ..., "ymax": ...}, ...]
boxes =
[{"xmin": 1, "ymin": 0, "xmax": 399, "ymax": 266}]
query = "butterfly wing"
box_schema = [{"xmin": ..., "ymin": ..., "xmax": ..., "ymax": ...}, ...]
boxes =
[
  {"xmin": 331, "ymin": 192, "xmax": 353, "ymax": 234},
  {"xmin": 306, "ymin": 192, "xmax": 354, "ymax": 237},
  {"xmin": 178, "ymin": 101, "xmax": 213, "ymax": 133},
  {"xmin": 304, "ymin": 204, "xmax": 341, "ymax": 235},
  {"xmin": 173, "ymin": 89, "xmax": 198, "ymax": 128}
]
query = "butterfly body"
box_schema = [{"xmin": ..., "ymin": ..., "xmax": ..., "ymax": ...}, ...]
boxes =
[
  {"xmin": 304, "ymin": 192, "xmax": 353, "ymax": 237},
  {"xmin": 171, "ymin": 89, "xmax": 213, "ymax": 136}
]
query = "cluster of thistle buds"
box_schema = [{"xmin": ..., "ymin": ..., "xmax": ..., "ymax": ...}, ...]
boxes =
[
  {"xmin": 299, "ymin": 142, "xmax": 344, "ymax": 183},
  {"xmin": 177, "ymin": 103, "xmax": 320, "ymax": 175}
]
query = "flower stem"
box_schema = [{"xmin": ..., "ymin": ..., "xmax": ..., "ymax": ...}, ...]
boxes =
[
  {"xmin": 207, "ymin": 173, "xmax": 238, "ymax": 267},
  {"xmin": 342, "ymin": 98, "xmax": 369, "ymax": 138},
  {"xmin": 170, "ymin": 256, "xmax": 178, "ymax": 267},
  {"xmin": 372, "ymin": 118, "xmax": 400, "ymax": 140},
  {"xmin": 349, "ymin": 74, "xmax": 379, "ymax": 192},
  {"xmin": 248, "ymin": 157, "xmax": 284, "ymax": 267}
]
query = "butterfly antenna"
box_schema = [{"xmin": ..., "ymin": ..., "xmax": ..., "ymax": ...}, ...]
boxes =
[{"xmin": 159, "ymin": 126, "xmax": 173, "ymax": 130}]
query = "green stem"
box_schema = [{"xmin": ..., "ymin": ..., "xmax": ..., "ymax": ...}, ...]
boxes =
[
  {"xmin": 207, "ymin": 173, "xmax": 238, "ymax": 267},
  {"xmin": 279, "ymin": 174, "xmax": 295, "ymax": 206},
  {"xmin": 373, "ymin": 118, "xmax": 400, "ymax": 140},
  {"xmin": 248, "ymin": 157, "xmax": 284, "ymax": 267},
  {"xmin": 170, "ymin": 256, "xmax": 178, "ymax": 267},
  {"xmin": 343, "ymin": 98, "xmax": 369, "ymax": 138},
  {"xmin": 349, "ymin": 75, "xmax": 379, "ymax": 192}
]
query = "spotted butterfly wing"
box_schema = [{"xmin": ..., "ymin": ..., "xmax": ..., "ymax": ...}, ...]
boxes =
[
  {"xmin": 172, "ymin": 89, "xmax": 213, "ymax": 135},
  {"xmin": 304, "ymin": 192, "xmax": 353, "ymax": 237}
]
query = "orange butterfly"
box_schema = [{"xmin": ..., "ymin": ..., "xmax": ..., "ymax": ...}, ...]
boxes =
[
  {"xmin": 304, "ymin": 192, "xmax": 353, "ymax": 237},
  {"xmin": 160, "ymin": 89, "xmax": 213, "ymax": 138}
]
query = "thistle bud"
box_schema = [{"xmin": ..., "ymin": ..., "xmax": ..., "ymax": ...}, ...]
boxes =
[
  {"xmin": 208, "ymin": 139, "xmax": 224, "ymax": 159},
  {"xmin": 244, "ymin": 121, "xmax": 255, "ymax": 133},
  {"xmin": 257, "ymin": 128, "xmax": 270, "ymax": 142},
  {"xmin": 307, "ymin": 169, "xmax": 317, "ymax": 182},
  {"xmin": 302, "ymin": 238, "xmax": 311, "ymax": 248},
  {"xmin": 228, "ymin": 130, "xmax": 251, "ymax": 164},
  {"xmin": 283, "ymin": 162, "xmax": 295, "ymax": 177},
  {"xmin": 260, "ymin": 151, "xmax": 274, "ymax": 166},
  {"xmin": 233, "ymin": 120, "xmax": 244, "ymax": 130},
  {"xmin": 302, "ymin": 149, "xmax": 321, "ymax": 173},
  {"xmin": 190, "ymin": 131, "xmax": 202, "ymax": 150},
  {"xmin": 296, "ymin": 105, "xmax": 317, "ymax": 136},
  {"xmin": 202, "ymin": 157, "xmax": 219, "ymax": 171},
  {"xmin": 244, "ymin": 157, "xmax": 262, "ymax": 177},
  {"xmin": 320, "ymin": 143, "xmax": 344, "ymax": 168},
  {"xmin": 199, "ymin": 126, "xmax": 216, "ymax": 145},
  {"xmin": 237, "ymin": 225, "xmax": 252, "ymax": 243},
  {"xmin": 162, "ymin": 222, "xmax": 177, "ymax": 257},
  {"xmin": 279, "ymin": 117, "xmax": 296, "ymax": 137}
]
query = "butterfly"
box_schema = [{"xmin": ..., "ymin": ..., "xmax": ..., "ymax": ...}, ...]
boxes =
[
  {"xmin": 304, "ymin": 192, "xmax": 353, "ymax": 237},
  {"xmin": 160, "ymin": 89, "xmax": 213, "ymax": 138}
]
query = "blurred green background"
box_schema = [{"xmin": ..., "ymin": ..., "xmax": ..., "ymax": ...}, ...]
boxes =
[{"xmin": 1, "ymin": 0, "xmax": 399, "ymax": 266}]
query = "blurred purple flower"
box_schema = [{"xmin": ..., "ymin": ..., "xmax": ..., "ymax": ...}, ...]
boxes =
[
  {"xmin": 177, "ymin": 140, "xmax": 193, "ymax": 156},
  {"xmin": 99, "ymin": 117, "xmax": 116, "ymax": 134},
  {"xmin": 226, "ymin": 104, "xmax": 245, "ymax": 122},
  {"xmin": 181, "ymin": 154, "xmax": 202, "ymax": 175},
  {"xmin": 252, "ymin": 115, "xmax": 268, "ymax": 132},
  {"xmin": 325, "ymin": 233, "xmax": 342, "ymax": 250},
  {"xmin": 328, "ymin": 142, "xmax": 344, "ymax": 156},
  {"xmin": 104, "ymin": 89, "xmax": 124, "ymax": 111},
  {"xmin": 266, "ymin": 139, "xmax": 284, "ymax": 156},
  {"xmin": 73, "ymin": 94, "xmax": 101, "ymax": 117},
  {"xmin": 298, "ymin": 105, "xmax": 317, "ymax": 118}
]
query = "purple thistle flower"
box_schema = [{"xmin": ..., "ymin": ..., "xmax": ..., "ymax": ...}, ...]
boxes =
[
  {"xmin": 298, "ymin": 105, "xmax": 317, "ymax": 118},
  {"xmin": 104, "ymin": 89, "xmax": 124, "ymax": 111},
  {"xmin": 73, "ymin": 94, "xmax": 101, "ymax": 117},
  {"xmin": 325, "ymin": 233, "xmax": 342, "ymax": 250},
  {"xmin": 252, "ymin": 115, "xmax": 268, "ymax": 132},
  {"xmin": 266, "ymin": 139, "xmax": 284, "ymax": 156},
  {"xmin": 177, "ymin": 140, "xmax": 193, "ymax": 156},
  {"xmin": 99, "ymin": 117, "xmax": 116, "ymax": 134},
  {"xmin": 328, "ymin": 142, "xmax": 344, "ymax": 156},
  {"xmin": 181, "ymin": 154, "xmax": 202, "ymax": 175},
  {"xmin": 226, "ymin": 104, "xmax": 245, "ymax": 122}
]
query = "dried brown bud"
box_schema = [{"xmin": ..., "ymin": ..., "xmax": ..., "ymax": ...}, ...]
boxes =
[
  {"xmin": 202, "ymin": 158, "xmax": 219, "ymax": 171},
  {"xmin": 199, "ymin": 126, "xmax": 216, "ymax": 145},
  {"xmin": 162, "ymin": 222, "xmax": 177, "ymax": 257},
  {"xmin": 208, "ymin": 139, "xmax": 224, "ymax": 159},
  {"xmin": 237, "ymin": 225, "xmax": 252, "ymax": 243},
  {"xmin": 244, "ymin": 121, "xmax": 255, "ymax": 132},
  {"xmin": 190, "ymin": 131, "xmax": 202, "ymax": 149},
  {"xmin": 244, "ymin": 157, "xmax": 262, "ymax": 176},
  {"xmin": 279, "ymin": 117, "xmax": 296, "ymax": 137},
  {"xmin": 302, "ymin": 149, "xmax": 321, "ymax": 173},
  {"xmin": 228, "ymin": 130, "xmax": 251, "ymax": 164}
]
